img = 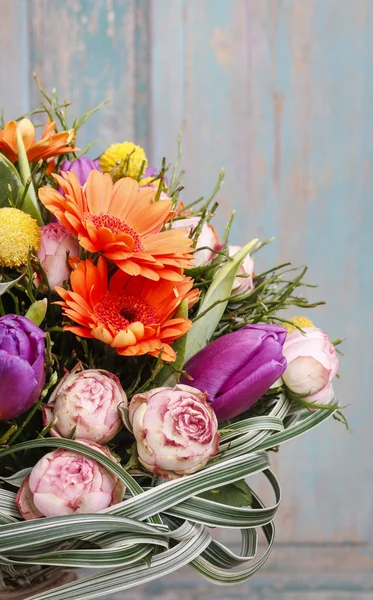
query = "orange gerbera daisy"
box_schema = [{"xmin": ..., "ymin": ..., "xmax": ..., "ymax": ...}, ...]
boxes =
[
  {"xmin": 0, "ymin": 118, "xmax": 76, "ymax": 164},
  {"xmin": 55, "ymin": 256, "xmax": 199, "ymax": 361},
  {"xmin": 39, "ymin": 170, "xmax": 194, "ymax": 281}
]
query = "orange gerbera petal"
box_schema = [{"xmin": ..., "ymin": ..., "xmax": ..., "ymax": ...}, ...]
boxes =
[
  {"xmin": 55, "ymin": 257, "xmax": 199, "ymax": 361},
  {"xmin": 0, "ymin": 118, "xmax": 77, "ymax": 164},
  {"xmin": 39, "ymin": 171, "xmax": 194, "ymax": 281}
]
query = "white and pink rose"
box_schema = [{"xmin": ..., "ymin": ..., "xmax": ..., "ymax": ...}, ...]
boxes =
[
  {"xmin": 43, "ymin": 369, "xmax": 126, "ymax": 444},
  {"xmin": 37, "ymin": 222, "xmax": 79, "ymax": 291},
  {"xmin": 171, "ymin": 216, "xmax": 220, "ymax": 267},
  {"xmin": 229, "ymin": 245, "xmax": 254, "ymax": 296},
  {"xmin": 16, "ymin": 441, "xmax": 125, "ymax": 520},
  {"xmin": 282, "ymin": 327, "xmax": 339, "ymax": 403},
  {"xmin": 129, "ymin": 384, "xmax": 220, "ymax": 479}
]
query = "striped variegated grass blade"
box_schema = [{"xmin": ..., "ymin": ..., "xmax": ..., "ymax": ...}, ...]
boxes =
[{"xmin": 0, "ymin": 394, "xmax": 337, "ymax": 599}]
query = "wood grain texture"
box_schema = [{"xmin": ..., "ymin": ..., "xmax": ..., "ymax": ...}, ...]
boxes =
[
  {"xmin": 82, "ymin": 547, "xmax": 373, "ymax": 598},
  {"xmin": 150, "ymin": 0, "xmax": 373, "ymax": 545},
  {"xmin": 0, "ymin": 0, "xmax": 30, "ymax": 118},
  {"xmin": 1, "ymin": 0, "xmax": 372, "ymax": 593},
  {"xmin": 27, "ymin": 0, "xmax": 150, "ymax": 153}
]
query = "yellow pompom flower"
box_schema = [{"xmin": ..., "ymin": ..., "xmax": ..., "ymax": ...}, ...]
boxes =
[
  {"xmin": 283, "ymin": 316, "xmax": 314, "ymax": 334},
  {"xmin": 0, "ymin": 207, "xmax": 41, "ymax": 268},
  {"xmin": 100, "ymin": 142, "xmax": 148, "ymax": 182}
]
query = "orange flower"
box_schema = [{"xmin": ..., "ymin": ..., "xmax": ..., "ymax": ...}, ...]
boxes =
[
  {"xmin": 0, "ymin": 118, "xmax": 76, "ymax": 164},
  {"xmin": 55, "ymin": 257, "xmax": 199, "ymax": 361},
  {"xmin": 39, "ymin": 170, "xmax": 194, "ymax": 281}
]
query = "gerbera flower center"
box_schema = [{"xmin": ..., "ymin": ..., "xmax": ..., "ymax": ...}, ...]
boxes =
[
  {"xmin": 88, "ymin": 213, "xmax": 144, "ymax": 251},
  {"xmin": 94, "ymin": 293, "xmax": 157, "ymax": 330}
]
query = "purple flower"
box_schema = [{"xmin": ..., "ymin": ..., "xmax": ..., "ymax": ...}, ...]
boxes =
[
  {"xmin": 59, "ymin": 157, "xmax": 100, "ymax": 187},
  {"xmin": 143, "ymin": 166, "xmax": 158, "ymax": 179},
  {"xmin": 182, "ymin": 324, "xmax": 287, "ymax": 421},
  {"xmin": 0, "ymin": 315, "xmax": 46, "ymax": 421},
  {"xmin": 142, "ymin": 166, "xmax": 169, "ymax": 186}
]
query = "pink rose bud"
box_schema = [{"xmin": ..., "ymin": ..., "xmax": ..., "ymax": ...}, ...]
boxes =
[
  {"xmin": 38, "ymin": 222, "xmax": 79, "ymax": 290},
  {"xmin": 129, "ymin": 384, "xmax": 220, "ymax": 479},
  {"xmin": 282, "ymin": 327, "xmax": 339, "ymax": 403},
  {"xmin": 16, "ymin": 441, "xmax": 125, "ymax": 520},
  {"xmin": 229, "ymin": 245, "xmax": 254, "ymax": 295},
  {"xmin": 171, "ymin": 216, "xmax": 220, "ymax": 267},
  {"xmin": 43, "ymin": 369, "xmax": 127, "ymax": 444}
]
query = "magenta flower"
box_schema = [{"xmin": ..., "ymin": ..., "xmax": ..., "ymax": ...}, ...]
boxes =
[
  {"xmin": 59, "ymin": 156, "xmax": 100, "ymax": 187},
  {"xmin": 182, "ymin": 324, "xmax": 287, "ymax": 421},
  {"xmin": 0, "ymin": 315, "xmax": 46, "ymax": 421}
]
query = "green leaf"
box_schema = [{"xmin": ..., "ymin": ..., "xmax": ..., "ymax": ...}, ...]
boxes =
[
  {"xmin": 155, "ymin": 299, "xmax": 189, "ymax": 387},
  {"xmin": 184, "ymin": 238, "xmax": 259, "ymax": 362},
  {"xmin": 0, "ymin": 273, "xmax": 23, "ymax": 296},
  {"xmin": 25, "ymin": 298, "xmax": 48, "ymax": 326},
  {"xmin": 0, "ymin": 154, "xmax": 22, "ymax": 208},
  {"xmin": 200, "ymin": 480, "xmax": 253, "ymax": 507},
  {"xmin": 0, "ymin": 467, "xmax": 32, "ymax": 488}
]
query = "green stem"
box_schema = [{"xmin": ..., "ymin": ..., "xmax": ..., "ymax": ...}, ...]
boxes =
[{"xmin": 7, "ymin": 394, "xmax": 44, "ymax": 446}]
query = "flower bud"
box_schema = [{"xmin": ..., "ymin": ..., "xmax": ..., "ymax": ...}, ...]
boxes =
[
  {"xmin": 171, "ymin": 216, "xmax": 220, "ymax": 267},
  {"xmin": 16, "ymin": 441, "xmax": 125, "ymax": 519},
  {"xmin": 37, "ymin": 222, "xmax": 79, "ymax": 290},
  {"xmin": 43, "ymin": 369, "xmax": 126, "ymax": 443},
  {"xmin": 129, "ymin": 384, "xmax": 220, "ymax": 479},
  {"xmin": 282, "ymin": 324, "xmax": 338, "ymax": 403},
  {"xmin": 182, "ymin": 324, "xmax": 287, "ymax": 421},
  {"xmin": 0, "ymin": 315, "xmax": 45, "ymax": 421},
  {"xmin": 229, "ymin": 245, "xmax": 254, "ymax": 296}
]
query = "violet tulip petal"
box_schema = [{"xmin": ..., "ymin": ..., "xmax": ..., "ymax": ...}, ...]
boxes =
[
  {"xmin": 182, "ymin": 323, "xmax": 287, "ymax": 422},
  {"xmin": 211, "ymin": 357, "xmax": 287, "ymax": 421},
  {"xmin": 0, "ymin": 315, "xmax": 45, "ymax": 422},
  {"xmin": 0, "ymin": 351, "xmax": 38, "ymax": 420},
  {"xmin": 219, "ymin": 337, "xmax": 285, "ymax": 395}
]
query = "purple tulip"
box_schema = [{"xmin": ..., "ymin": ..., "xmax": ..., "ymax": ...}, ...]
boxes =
[
  {"xmin": 59, "ymin": 157, "xmax": 100, "ymax": 188},
  {"xmin": 182, "ymin": 324, "xmax": 287, "ymax": 422},
  {"xmin": 0, "ymin": 315, "xmax": 46, "ymax": 421}
]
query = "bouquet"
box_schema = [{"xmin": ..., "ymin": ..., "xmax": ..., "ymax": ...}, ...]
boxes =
[{"xmin": 0, "ymin": 82, "xmax": 345, "ymax": 600}]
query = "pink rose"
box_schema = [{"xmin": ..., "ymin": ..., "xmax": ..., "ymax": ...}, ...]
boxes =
[
  {"xmin": 38, "ymin": 222, "xmax": 79, "ymax": 290},
  {"xmin": 282, "ymin": 327, "xmax": 339, "ymax": 403},
  {"xmin": 129, "ymin": 384, "xmax": 220, "ymax": 479},
  {"xmin": 43, "ymin": 369, "xmax": 126, "ymax": 444},
  {"xmin": 171, "ymin": 217, "xmax": 220, "ymax": 267},
  {"xmin": 229, "ymin": 245, "xmax": 254, "ymax": 295},
  {"xmin": 16, "ymin": 441, "xmax": 125, "ymax": 520}
]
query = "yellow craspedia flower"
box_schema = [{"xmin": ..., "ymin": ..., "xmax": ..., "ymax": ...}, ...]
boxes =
[
  {"xmin": 0, "ymin": 207, "xmax": 40, "ymax": 268},
  {"xmin": 283, "ymin": 316, "xmax": 314, "ymax": 334},
  {"xmin": 100, "ymin": 142, "xmax": 148, "ymax": 182}
]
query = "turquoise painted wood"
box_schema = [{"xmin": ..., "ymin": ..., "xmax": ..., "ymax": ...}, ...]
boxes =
[{"xmin": 1, "ymin": 0, "xmax": 372, "ymax": 595}]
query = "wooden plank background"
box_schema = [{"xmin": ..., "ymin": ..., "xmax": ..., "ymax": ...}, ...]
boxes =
[{"xmin": 1, "ymin": 0, "xmax": 372, "ymax": 596}]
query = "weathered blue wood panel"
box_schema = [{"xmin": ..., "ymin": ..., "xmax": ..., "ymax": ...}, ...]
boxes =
[
  {"xmin": 1, "ymin": 0, "xmax": 373, "ymax": 595},
  {"xmin": 0, "ymin": 0, "xmax": 30, "ymax": 118},
  {"xmin": 151, "ymin": 0, "xmax": 373, "ymax": 549},
  {"xmin": 27, "ymin": 0, "xmax": 150, "ymax": 151}
]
